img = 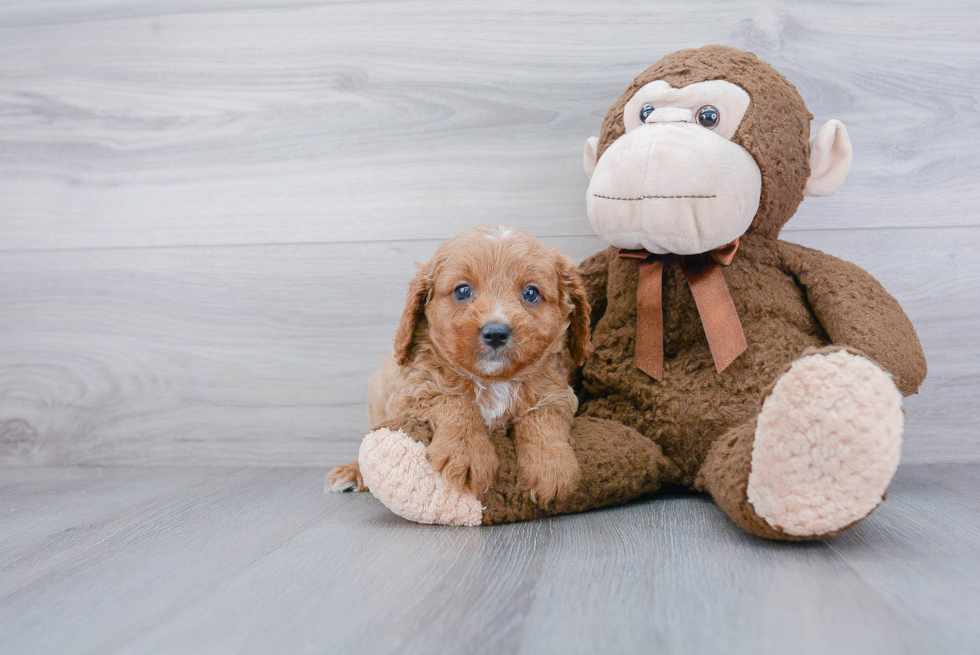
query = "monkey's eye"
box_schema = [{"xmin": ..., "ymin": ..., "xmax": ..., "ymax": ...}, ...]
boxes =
[
  {"xmin": 696, "ymin": 105, "xmax": 720, "ymax": 129},
  {"xmin": 639, "ymin": 104, "xmax": 655, "ymax": 123},
  {"xmin": 521, "ymin": 285, "xmax": 540, "ymax": 304},
  {"xmin": 454, "ymin": 284, "xmax": 472, "ymax": 301}
]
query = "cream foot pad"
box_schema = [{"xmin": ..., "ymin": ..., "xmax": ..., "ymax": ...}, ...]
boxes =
[
  {"xmin": 358, "ymin": 428, "xmax": 484, "ymax": 527},
  {"xmin": 747, "ymin": 350, "xmax": 904, "ymax": 537}
]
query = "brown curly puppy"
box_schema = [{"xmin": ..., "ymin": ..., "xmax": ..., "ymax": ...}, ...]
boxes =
[{"xmin": 325, "ymin": 225, "xmax": 591, "ymax": 506}]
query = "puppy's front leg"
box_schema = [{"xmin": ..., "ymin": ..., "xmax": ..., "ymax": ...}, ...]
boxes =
[
  {"xmin": 425, "ymin": 397, "xmax": 499, "ymax": 498},
  {"xmin": 513, "ymin": 407, "xmax": 581, "ymax": 508}
]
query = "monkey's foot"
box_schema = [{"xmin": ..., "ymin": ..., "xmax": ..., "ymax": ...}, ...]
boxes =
[
  {"xmin": 358, "ymin": 428, "xmax": 484, "ymax": 527},
  {"xmin": 747, "ymin": 349, "xmax": 903, "ymax": 537}
]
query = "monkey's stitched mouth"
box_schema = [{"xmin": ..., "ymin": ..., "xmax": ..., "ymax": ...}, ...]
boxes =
[{"xmin": 593, "ymin": 193, "xmax": 716, "ymax": 201}]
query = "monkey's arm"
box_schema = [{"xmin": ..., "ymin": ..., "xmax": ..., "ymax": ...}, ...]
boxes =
[
  {"xmin": 778, "ymin": 240, "xmax": 926, "ymax": 396},
  {"xmin": 579, "ymin": 246, "xmax": 614, "ymax": 330}
]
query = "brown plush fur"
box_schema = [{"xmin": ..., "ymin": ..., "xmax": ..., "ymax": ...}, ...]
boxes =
[
  {"xmin": 400, "ymin": 46, "xmax": 926, "ymax": 536},
  {"xmin": 377, "ymin": 414, "xmax": 681, "ymax": 525},
  {"xmin": 576, "ymin": 235, "xmax": 926, "ymax": 485},
  {"xmin": 327, "ymin": 225, "xmax": 591, "ymax": 505}
]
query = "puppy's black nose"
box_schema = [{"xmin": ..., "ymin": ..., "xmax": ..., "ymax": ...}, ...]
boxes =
[{"xmin": 481, "ymin": 323, "xmax": 511, "ymax": 348}]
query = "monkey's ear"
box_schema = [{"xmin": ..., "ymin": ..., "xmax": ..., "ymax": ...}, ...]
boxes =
[
  {"xmin": 583, "ymin": 136, "xmax": 599, "ymax": 180},
  {"xmin": 393, "ymin": 262, "xmax": 431, "ymax": 365},
  {"xmin": 804, "ymin": 119, "xmax": 852, "ymax": 197},
  {"xmin": 558, "ymin": 255, "xmax": 593, "ymax": 367}
]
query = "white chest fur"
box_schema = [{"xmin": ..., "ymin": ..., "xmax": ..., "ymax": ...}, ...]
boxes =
[{"xmin": 474, "ymin": 380, "xmax": 519, "ymax": 426}]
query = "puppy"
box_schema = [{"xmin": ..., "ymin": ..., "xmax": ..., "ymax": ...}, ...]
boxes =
[{"xmin": 325, "ymin": 225, "xmax": 591, "ymax": 507}]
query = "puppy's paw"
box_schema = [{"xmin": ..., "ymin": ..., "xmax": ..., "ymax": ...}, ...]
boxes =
[
  {"xmin": 426, "ymin": 431, "xmax": 499, "ymax": 498},
  {"xmin": 324, "ymin": 461, "xmax": 368, "ymax": 493},
  {"xmin": 517, "ymin": 442, "xmax": 581, "ymax": 508}
]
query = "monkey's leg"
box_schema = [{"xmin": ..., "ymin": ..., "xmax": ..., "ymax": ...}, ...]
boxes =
[
  {"xmin": 358, "ymin": 416, "xmax": 680, "ymax": 526},
  {"xmin": 696, "ymin": 348, "xmax": 904, "ymax": 540}
]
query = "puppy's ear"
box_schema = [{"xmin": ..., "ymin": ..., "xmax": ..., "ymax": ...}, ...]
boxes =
[
  {"xmin": 393, "ymin": 261, "xmax": 431, "ymax": 365},
  {"xmin": 558, "ymin": 254, "xmax": 592, "ymax": 367}
]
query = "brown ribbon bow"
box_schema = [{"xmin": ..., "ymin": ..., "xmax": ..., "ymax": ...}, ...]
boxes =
[{"xmin": 619, "ymin": 239, "xmax": 747, "ymax": 381}]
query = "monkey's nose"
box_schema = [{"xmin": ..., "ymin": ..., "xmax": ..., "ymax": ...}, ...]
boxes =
[
  {"xmin": 645, "ymin": 107, "xmax": 694, "ymax": 124},
  {"xmin": 481, "ymin": 323, "xmax": 511, "ymax": 349}
]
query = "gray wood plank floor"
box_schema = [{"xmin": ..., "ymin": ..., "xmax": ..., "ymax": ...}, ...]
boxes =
[{"xmin": 1, "ymin": 463, "xmax": 977, "ymax": 654}]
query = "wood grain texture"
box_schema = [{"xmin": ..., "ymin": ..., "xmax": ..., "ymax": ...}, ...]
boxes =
[
  {"xmin": 0, "ymin": 0, "xmax": 978, "ymax": 250},
  {"xmin": 0, "ymin": 463, "xmax": 977, "ymax": 654},
  {"xmin": 827, "ymin": 464, "xmax": 980, "ymax": 654},
  {"xmin": 1, "ymin": 228, "xmax": 976, "ymax": 466},
  {"xmin": 0, "ymin": 0, "xmax": 976, "ymax": 465}
]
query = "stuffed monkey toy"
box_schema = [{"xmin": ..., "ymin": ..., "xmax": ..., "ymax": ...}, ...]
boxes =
[{"xmin": 355, "ymin": 45, "xmax": 927, "ymax": 540}]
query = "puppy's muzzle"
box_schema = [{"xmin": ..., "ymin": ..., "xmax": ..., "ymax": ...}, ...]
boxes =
[{"xmin": 481, "ymin": 323, "xmax": 511, "ymax": 349}]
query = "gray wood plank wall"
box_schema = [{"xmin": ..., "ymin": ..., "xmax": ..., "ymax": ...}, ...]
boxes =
[{"xmin": 1, "ymin": 0, "xmax": 977, "ymax": 466}]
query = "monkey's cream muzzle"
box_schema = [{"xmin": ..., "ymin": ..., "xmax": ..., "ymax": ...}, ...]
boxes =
[{"xmin": 586, "ymin": 116, "xmax": 762, "ymax": 256}]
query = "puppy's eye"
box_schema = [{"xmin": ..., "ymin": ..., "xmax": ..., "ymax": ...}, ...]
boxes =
[
  {"xmin": 521, "ymin": 285, "xmax": 540, "ymax": 304},
  {"xmin": 696, "ymin": 105, "xmax": 720, "ymax": 129},
  {"xmin": 454, "ymin": 284, "xmax": 472, "ymax": 301},
  {"xmin": 639, "ymin": 104, "xmax": 655, "ymax": 122}
]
